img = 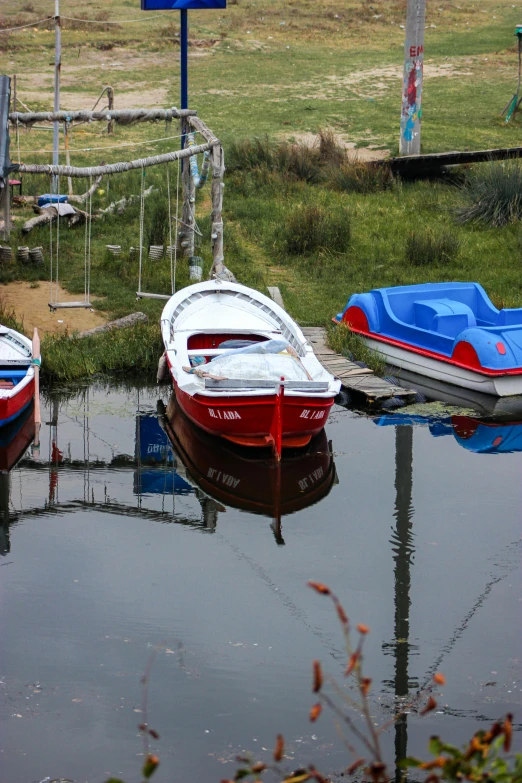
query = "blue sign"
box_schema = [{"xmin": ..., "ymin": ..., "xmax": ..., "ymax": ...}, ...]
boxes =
[{"xmin": 141, "ymin": 0, "xmax": 225, "ymax": 9}]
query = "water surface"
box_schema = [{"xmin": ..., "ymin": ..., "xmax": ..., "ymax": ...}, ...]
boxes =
[{"xmin": 0, "ymin": 383, "xmax": 520, "ymax": 783}]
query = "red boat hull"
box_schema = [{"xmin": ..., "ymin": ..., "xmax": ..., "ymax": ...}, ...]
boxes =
[
  {"xmin": 164, "ymin": 394, "xmax": 336, "ymax": 516},
  {"xmin": 174, "ymin": 381, "xmax": 334, "ymax": 449},
  {"xmin": 0, "ymin": 378, "xmax": 34, "ymax": 427},
  {"xmin": 0, "ymin": 403, "xmax": 35, "ymax": 472}
]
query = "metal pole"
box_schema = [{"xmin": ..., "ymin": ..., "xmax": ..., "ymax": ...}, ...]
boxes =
[
  {"xmin": 53, "ymin": 0, "xmax": 61, "ymax": 177},
  {"xmin": 180, "ymin": 9, "xmax": 188, "ymax": 111},
  {"xmin": 399, "ymin": 0, "xmax": 426, "ymax": 155}
]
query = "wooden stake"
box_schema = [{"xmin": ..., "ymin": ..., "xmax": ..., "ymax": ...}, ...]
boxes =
[
  {"xmin": 180, "ymin": 117, "xmax": 195, "ymax": 258},
  {"xmin": 32, "ymin": 328, "xmax": 41, "ymax": 449},
  {"xmin": 209, "ymin": 143, "xmax": 225, "ymax": 276}
]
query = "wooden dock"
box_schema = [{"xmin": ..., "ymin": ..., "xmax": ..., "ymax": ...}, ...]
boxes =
[{"xmin": 301, "ymin": 327, "xmax": 415, "ymax": 405}]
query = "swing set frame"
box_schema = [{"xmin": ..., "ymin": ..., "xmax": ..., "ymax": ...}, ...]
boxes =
[{"xmin": 9, "ymin": 107, "xmax": 230, "ymax": 308}]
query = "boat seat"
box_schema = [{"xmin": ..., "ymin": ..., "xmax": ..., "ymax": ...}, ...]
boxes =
[
  {"xmin": 0, "ymin": 381, "xmax": 14, "ymax": 389},
  {"xmin": 496, "ymin": 309, "xmax": 522, "ymax": 327},
  {"xmin": 414, "ymin": 298, "xmax": 476, "ymax": 337}
]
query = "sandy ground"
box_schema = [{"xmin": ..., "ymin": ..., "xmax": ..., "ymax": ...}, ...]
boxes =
[
  {"xmin": 0, "ymin": 282, "xmax": 107, "ymax": 336},
  {"xmin": 278, "ymin": 130, "xmax": 390, "ymax": 161}
]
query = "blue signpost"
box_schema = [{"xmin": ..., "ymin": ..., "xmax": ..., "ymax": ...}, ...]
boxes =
[{"xmin": 141, "ymin": 0, "xmax": 226, "ymax": 110}]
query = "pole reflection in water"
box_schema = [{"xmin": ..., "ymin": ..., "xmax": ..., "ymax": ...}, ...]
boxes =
[{"xmin": 382, "ymin": 426, "xmax": 418, "ymax": 783}]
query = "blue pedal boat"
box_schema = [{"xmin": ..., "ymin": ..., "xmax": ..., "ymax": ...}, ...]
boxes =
[{"xmin": 334, "ymin": 283, "xmax": 522, "ymax": 397}]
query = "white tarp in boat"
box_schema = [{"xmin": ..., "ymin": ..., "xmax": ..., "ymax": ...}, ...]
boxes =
[{"xmin": 206, "ymin": 339, "xmax": 310, "ymax": 382}]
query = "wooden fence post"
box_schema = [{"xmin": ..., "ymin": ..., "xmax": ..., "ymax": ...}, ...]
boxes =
[
  {"xmin": 400, "ymin": 0, "xmax": 426, "ymax": 155},
  {"xmin": 209, "ymin": 143, "xmax": 226, "ymax": 278},
  {"xmin": 180, "ymin": 117, "xmax": 195, "ymax": 258}
]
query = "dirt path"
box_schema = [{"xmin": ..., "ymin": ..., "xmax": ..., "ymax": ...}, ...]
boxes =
[{"xmin": 0, "ymin": 282, "xmax": 107, "ymax": 337}]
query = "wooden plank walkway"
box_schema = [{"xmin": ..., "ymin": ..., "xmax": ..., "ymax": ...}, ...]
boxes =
[
  {"xmin": 386, "ymin": 145, "xmax": 522, "ymax": 176},
  {"xmin": 302, "ymin": 327, "xmax": 415, "ymax": 404}
]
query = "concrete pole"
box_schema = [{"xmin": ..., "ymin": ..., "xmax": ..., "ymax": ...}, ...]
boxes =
[
  {"xmin": 399, "ymin": 0, "xmax": 426, "ymax": 155},
  {"xmin": 52, "ymin": 0, "xmax": 61, "ymax": 176}
]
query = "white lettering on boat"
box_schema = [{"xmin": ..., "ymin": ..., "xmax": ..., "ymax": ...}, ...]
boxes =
[
  {"xmin": 207, "ymin": 467, "xmax": 241, "ymax": 488},
  {"xmin": 298, "ymin": 467, "xmax": 324, "ymax": 491},
  {"xmin": 300, "ymin": 409, "xmax": 325, "ymax": 420},
  {"xmin": 208, "ymin": 408, "xmax": 241, "ymax": 420}
]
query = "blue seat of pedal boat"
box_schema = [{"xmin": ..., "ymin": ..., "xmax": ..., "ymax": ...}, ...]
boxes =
[{"xmin": 413, "ymin": 298, "xmax": 476, "ymax": 337}]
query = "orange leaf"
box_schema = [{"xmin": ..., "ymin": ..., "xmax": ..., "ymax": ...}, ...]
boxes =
[
  {"xmin": 433, "ymin": 673, "xmax": 446, "ymax": 686},
  {"xmin": 357, "ymin": 624, "xmax": 370, "ymax": 635},
  {"xmin": 313, "ymin": 660, "xmax": 323, "ymax": 693},
  {"xmin": 420, "ymin": 696, "xmax": 437, "ymax": 716},
  {"xmin": 421, "ymin": 758, "xmax": 445, "ymax": 770},
  {"xmin": 335, "ymin": 602, "xmax": 349, "ymax": 627},
  {"xmin": 308, "ymin": 581, "xmax": 331, "ymax": 596},
  {"xmin": 345, "ymin": 651, "xmax": 359, "ymax": 676},
  {"xmin": 347, "ymin": 758, "xmax": 365, "ymax": 775},
  {"xmin": 274, "ymin": 734, "xmax": 284, "ymax": 762},
  {"xmin": 360, "ymin": 677, "xmax": 372, "ymax": 697},
  {"xmin": 309, "ymin": 703, "xmax": 322, "ymax": 722},
  {"xmin": 503, "ymin": 714, "xmax": 513, "ymax": 753},
  {"xmin": 142, "ymin": 754, "xmax": 159, "ymax": 779},
  {"xmin": 308, "ymin": 766, "xmax": 327, "ymax": 783}
]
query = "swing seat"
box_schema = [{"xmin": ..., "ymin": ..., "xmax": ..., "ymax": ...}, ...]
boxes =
[
  {"xmin": 49, "ymin": 301, "xmax": 93, "ymax": 311},
  {"xmin": 136, "ymin": 292, "xmax": 171, "ymax": 300}
]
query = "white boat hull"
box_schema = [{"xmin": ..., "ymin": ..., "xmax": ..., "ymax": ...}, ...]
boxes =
[{"xmin": 362, "ymin": 337, "xmax": 522, "ymax": 397}]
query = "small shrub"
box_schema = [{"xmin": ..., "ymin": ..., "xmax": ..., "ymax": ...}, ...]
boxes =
[
  {"xmin": 456, "ymin": 161, "xmax": 522, "ymax": 227},
  {"xmin": 329, "ymin": 159, "xmax": 395, "ymax": 194},
  {"xmin": 145, "ymin": 199, "xmax": 169, "ymax": 248},
  {"xmin": 227, "ymin": 136, "xmax": 276, "ymax": 171},
  {"xmin": 278, "ymin": 143, "xmax": 322, "ymax": 183},
  {"xmin": 317, "ymin": 129, "xmax": 346, "ymax": 168},
  {"xmin": 278, "ymin": 204, "xmax": 351, "ymax": 256},
  {"xmin": 405, "ymin": 229, "xmax": 460, "ymax": 266}
]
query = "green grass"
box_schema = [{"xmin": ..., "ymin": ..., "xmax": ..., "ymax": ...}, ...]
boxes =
[
  {"xmin": 3, "ymin": 0, "xmax": 522, "ymax": 377},
  {"xmin": 41, "ymin": 322, "xmax": 162, "ymax": 383},
  {"xmin": 326, "ymin": 322, "xmax": 386, "ymax": 376}
]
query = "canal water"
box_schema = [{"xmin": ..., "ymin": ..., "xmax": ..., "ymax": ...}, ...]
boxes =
[{"xmin": 0, "ymin": 382, "xmax": 520, "ymax": 783}]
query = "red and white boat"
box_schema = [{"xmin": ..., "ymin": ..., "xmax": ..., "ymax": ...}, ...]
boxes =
[
  {"xmin": 160, "ymin": 281, "xmax": 340, "ymax": 453},
  {"xmin": 0, "ymin": 326, "xmax": 36, "ymax": 427}
]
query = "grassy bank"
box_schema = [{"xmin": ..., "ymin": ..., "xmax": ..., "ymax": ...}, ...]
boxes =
[{"xmin": 2, "ymin": 0, "xmax": 522, "ymax": 380}]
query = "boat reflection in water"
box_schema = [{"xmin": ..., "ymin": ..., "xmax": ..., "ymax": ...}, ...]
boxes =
[
  {"xmin": 375, "ymin": 411, "xmax": 522, "ymax": 455},
  {"xmin": 0, "ymin": 402, "xmax": 35, "ymax": 555},
  {"xmin": 157, "ymin": 393, "xmax": 337, "ymax": 543}
]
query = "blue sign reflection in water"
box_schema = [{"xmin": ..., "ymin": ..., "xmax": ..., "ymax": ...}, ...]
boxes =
[{"xmin": 134, "ymin": 413, "xmax": 193, "ymax": 495}]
